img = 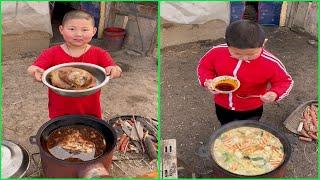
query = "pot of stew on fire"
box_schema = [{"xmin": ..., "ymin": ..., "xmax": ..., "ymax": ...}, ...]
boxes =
[
  {"xmin": 208, "ymin": 120, "xmax": 291, "ymax": 177},
  {"xmin": 29, "ymin": 115, "xmax": 117, "ymax": 178}
]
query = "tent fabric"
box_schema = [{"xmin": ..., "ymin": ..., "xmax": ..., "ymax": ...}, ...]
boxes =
[
  {"xmin": 2, "ymin": 2, "xmax": 52, "ymax": 36},
  {"xmin": 160, "ymin": 2, "xmax": 230, "ymax": 24}
]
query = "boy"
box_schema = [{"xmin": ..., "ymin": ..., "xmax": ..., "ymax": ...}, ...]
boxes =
[
  {"xmin": 27, "ymin": 10, "xmax": 122, "ymax": 119},
  {"xmin": 197, "ymin": 20, "xmax": 293, "ymax": 125}
]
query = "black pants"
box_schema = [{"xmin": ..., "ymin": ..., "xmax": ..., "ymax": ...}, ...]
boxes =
[{"xmin": 215, "ymin": 104, "xmax": 263, "ymax": 125}]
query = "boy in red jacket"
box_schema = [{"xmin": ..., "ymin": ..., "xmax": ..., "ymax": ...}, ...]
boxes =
[
  {"xmin": 27, "ymin": 10, "xmax": 122, "ymax": 119},
  {"xmin": 197, "ymin": 20, "xmax": 293, "ymax": 125}
]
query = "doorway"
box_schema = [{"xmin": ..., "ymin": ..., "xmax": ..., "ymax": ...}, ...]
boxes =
[
  {"xmin": 243, "ymin": 2, "xmax": 259, "ymax": 22},
  {"xmin": 50, "ymin": 2, "xmax": 81, "ymax": 44}
]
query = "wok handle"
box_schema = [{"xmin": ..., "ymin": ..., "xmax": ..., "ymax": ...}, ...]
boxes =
[
  {"xmin": 29, "ymin": 136, "xmax": 37, "ymax": 145},
  {"xmin": 78, "ymin": 163, "xmax": 110, "ymax": 178}
]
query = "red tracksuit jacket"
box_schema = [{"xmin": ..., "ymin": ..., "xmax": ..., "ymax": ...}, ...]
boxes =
[
  {"xmin": 197, "ymin": 43, "xmax": 293, "ymax": 111},
  {"xmin": 33, "ymin": 45, "xmax": 115, "ymax": 119}
]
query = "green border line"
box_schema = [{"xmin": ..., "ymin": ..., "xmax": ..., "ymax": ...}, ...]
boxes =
[
  {"xmin": 0, "ymin": 2, "xmax": 2, "ymax": 179},
  {"xmin": 0, "ymin": 0, "xmax": 158, "ymax": 2},
  {"xmin": 157, "ymin": 1, "xmax": 162, "ymax": 179},
  {"xmin": 157, "ymin": 1, "xmax": 319, "ymax": 180},
  {"xmin": 0, "ymin": 1, "xmax": 157, "ymax": 180},
  {"xmin": 159, "ymin": 0, "xmax": 315, "ymax": 2},
  {"xmin": 316, "ymin": 0, "xmax": 320, "ymax": 177},
  {"xmin": 0, "ymin": 1, "xmax": 319, "ymax": 180}
]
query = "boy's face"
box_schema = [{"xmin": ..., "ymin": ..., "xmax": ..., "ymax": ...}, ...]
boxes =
[
  {"xmin": 59, "ymin": 19, "xmax": 97, "ymax": 47},
  {"xmin": 228, "ymin": 47, "xmax": 262, "ymax": 61}
]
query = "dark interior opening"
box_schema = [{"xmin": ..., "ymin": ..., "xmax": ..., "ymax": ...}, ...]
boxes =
[
  {"xmin": 50, "ymin": 2, "xmax": 81, "ymax": 44},
  {"xmin": 243, "ymin": 2, "xmax": 259, "ymax": 22}
]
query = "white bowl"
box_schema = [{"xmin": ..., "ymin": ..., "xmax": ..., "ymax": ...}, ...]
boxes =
[
  {"xmin": 210, "ymin": 76, "xmax": 240, "ymax": 94},
  {"xmin": 42, "ymin": 62, "xmax": 109, "ymax": 97}
]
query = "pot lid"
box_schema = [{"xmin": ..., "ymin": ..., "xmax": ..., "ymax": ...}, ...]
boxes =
[{"xmin": 1, "ymin": 140, "xmax": 30, "ymax": 178}]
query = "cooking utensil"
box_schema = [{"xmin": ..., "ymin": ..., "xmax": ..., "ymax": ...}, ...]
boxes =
[
  {"xmin": 207, "ymin": 120, "xmax": 291, "ymax": 177},
  {"xmin": 236, "ymin": 94, "xmax": 280, "ymax": 107},
  {"xmin": 2, "ymin": 140, "xmax": 30, "ymax": 178},
  {"xmin": 42, "ymin": 62, "xmax": 109, "ymax": 97}
]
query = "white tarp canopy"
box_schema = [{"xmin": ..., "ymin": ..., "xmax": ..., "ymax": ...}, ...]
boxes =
[
  {"xmin": 2, "ymin": 2, "xmax": 52, "ymax": 36},
  {"xmin": 160, "ymin": 2, "xmax": 230, "ymax": 24}
]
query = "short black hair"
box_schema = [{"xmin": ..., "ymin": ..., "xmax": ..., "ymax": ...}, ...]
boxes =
[
  {"xmin": 225, "ymin": 20, "xmax": 265, "ymax": 49},
  {"xmin": 62, "ymin": 10, "xmax": 95, "ymax": 26}
]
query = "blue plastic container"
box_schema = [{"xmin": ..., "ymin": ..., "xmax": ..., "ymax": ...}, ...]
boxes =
[
  {"xmin": 258, "ymin": 2, "xmax": 282, "ymax": 26},
  {"xmin": 230, "ymin": 2, "xmax": 245, "ymax": 23},
  {"xmin": 80, "ymin": 2, "xmax": 100, "ymax": 38},
  {"xmin": 230, "ymin": 2, "xmax": 282, "ymax": 26}
]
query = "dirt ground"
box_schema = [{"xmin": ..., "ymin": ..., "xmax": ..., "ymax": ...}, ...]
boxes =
[
  {"xmin": 2, "ymin": 46, "xmax": 157, "ymax": 177},
  {"xmin": 161, "ymin": 27, "xmax": 318, "ymax": 177}
]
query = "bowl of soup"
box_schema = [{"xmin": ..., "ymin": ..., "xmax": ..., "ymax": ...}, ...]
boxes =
[{"xmin": 210, "ymin": 76, "xmax": 240, "ymax": 94}]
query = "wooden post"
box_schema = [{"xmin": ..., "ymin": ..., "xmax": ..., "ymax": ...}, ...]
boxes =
[
  {"xmin": 122, "ymin": 16, "xmax": 129, "ymax": 29},
  {"xmin": 98, "ymin": 2, "xmax": 106, "ymax": 39},
  {"xmin": 279, "ymin": 1, "xmax": 288, "ymax": 27},
  {"xmin": 104, "ymin": 3, "xmax": 113, "ymax": 28}
]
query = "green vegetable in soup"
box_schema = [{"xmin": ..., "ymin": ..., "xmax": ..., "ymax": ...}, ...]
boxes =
[{"xmin": 251, "ymin": 157, "xmax": 265, "ymax": 161}]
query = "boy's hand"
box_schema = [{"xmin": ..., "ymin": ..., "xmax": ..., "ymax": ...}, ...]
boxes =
[
  {"xmin": 260, "ymin": 91, "xmax": 277, "ymax": 103},
  {"xmin": 27, "ymin": 65, "xmax": 44, "ymax": 82},
  {"xmin": 204, "ymin": 79, "xmax": 218, "ymax": 94},
  {"xmin": 105, "ymin": 66, "xmax": 122, "ymax": 79}
]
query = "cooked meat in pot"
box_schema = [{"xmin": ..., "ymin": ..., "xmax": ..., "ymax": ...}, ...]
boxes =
[
  {"xmin": 46, "ymin": 125, "xmax": 107, "ymax": 162},
  {"xmin": 58, "ymin": 130, "xmax": 95, "ymax": 154}
]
